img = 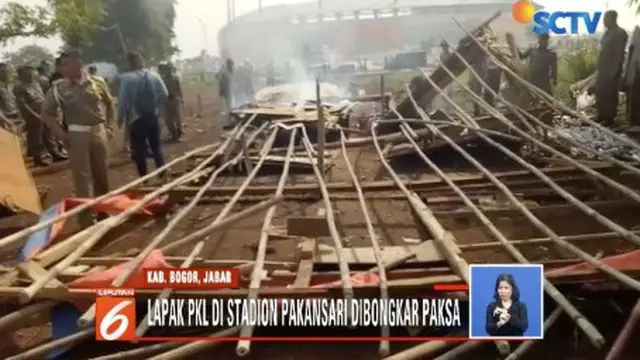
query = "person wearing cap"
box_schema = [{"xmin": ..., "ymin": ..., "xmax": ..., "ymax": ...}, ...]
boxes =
[
  {"xmin": 14, "ymin": 65, "xmax": 67, "ymax": 166},
  {"xmin": 41, "ymin": 51, "xmax": 115, "ymax": 227},
  {"xmin": 520, "ymin": 33, "xmax": 557, "ymax": 95}
]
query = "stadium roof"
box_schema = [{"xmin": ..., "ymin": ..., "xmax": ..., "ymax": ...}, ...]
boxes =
[{"xmin": 231, "ymin": 0, "xmax": 515, "ymax": 23}]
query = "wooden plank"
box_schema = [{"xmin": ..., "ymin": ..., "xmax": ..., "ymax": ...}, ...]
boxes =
[
  {"xmin": 315, "ymin": 241, "xmax": 445, "ymax": 265},
  {"xmin": 0, "ymin": 127, "xmax": 42, "ymax": 214},
  {"xmin": 287, "ymin": 216, "xmax": 330, "ymax": 237},
  {"xmin": 293, "ymin": 239, "xmax": 316, "ymax": 288},
  {"xmin": 17, "ymin": 261, "xmax": 64, "ymax": 288},
  {"xmin": 298, "ymin": 238, "xmax": 316, "ymax": 260}
]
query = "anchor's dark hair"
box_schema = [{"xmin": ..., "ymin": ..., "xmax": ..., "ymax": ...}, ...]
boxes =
[{"xmin": 493, "ymin": 273, "xmax": 520, "ymax": 302}]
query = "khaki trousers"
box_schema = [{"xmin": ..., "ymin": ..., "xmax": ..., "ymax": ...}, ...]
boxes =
[{"xmin": 68, "ymin": 124, "xmax": 110, "ymax": 228}]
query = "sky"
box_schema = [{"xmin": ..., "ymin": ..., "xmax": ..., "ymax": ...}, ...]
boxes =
[{"xmin": 1, "ymin": 0, "xmax": 639, "ymax": 58}]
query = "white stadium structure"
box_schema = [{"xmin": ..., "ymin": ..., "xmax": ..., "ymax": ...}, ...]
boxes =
[{"xmin": 217, "ymin": 0, "xmax": 536, "ymax": 67}]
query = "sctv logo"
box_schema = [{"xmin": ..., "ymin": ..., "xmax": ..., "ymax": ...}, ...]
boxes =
[{"xmin": 512, "ymin": 0, "xmax": 601, "ymax": 35}]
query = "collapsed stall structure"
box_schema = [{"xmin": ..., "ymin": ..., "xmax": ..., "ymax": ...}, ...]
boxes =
[{"xmin": 1, "ymin": 10, "xmax": 640, "ymax": 360}]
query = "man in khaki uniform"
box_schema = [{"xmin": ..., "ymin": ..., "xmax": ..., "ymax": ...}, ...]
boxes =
[
  {"xmin": 15, "ymin": 65, "xmax": 67, "ymax": 166},
  {"xmin": 41, "ymin": 51, "xmax": 116, "ymax": 227}
]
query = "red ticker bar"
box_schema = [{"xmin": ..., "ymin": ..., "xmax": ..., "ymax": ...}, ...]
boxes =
[{"xmin": 433, "ymin": 283, "xmax": 469, "ymax": 291}]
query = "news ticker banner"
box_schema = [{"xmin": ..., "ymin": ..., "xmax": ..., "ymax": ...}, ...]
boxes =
[{"xmin": 95, "ymin": 264, "xmax": 545, "ymax": 341}]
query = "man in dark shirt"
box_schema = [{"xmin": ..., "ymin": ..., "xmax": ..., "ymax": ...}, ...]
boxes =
[
  {"xmin": 218, "ymin": 58, "xmax": 234, "ymax": 128},
  {"xmin": 14, "ymin": 66, "xmax": 67, "ymax": 166},
  {"xmin": 520, "ymin": 33, "xmax": 558, "ymax": 95},
  {"xmin": 624, "ymin": 27, "xmax": 640, "ymax": 126},
  {"xmin": 594, "ymin": 10, "xmax": 628, "ymax": 127},
  {"xmin": 159, "ymin": 63, "xmax": 184, "ymax": 142}
]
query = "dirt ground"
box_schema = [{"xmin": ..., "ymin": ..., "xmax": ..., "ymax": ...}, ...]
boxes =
[{"xmin": 1, "ymin": 81, "xmax": 639, "ymax": 359}]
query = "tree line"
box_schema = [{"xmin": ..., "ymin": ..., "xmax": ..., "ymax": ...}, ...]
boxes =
[{"xmin": 0, "ymin": 0, "xmax": 177, "ymax": 66}]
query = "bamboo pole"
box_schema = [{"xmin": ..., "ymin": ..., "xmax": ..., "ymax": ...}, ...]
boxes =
[
  {"xmin": 135, "ymin": 242, "xmax": 204, "ymax": 337},
  {"xmin": 417, "ymin": 45, "xmax": 640, "ymax": 293},
  {"xmin": 148, "ymin": 327, "xmax": 240, "ymax": 360},
  {"xmin": 236, "ymin": 128, "xmax": 297, "ymax": 356},
  {"xmin": 453, "ymin": 19, "xmax": 640, "ymax": 155},
  {"xmin": 156, "ymin": 196, "xmax": 284, "ymax": 253},
  {"xmin": 78, "ymin": 124, "xmax": 272, "ymax": 327},
  {"xmin": 0, "ymin": 301, "xmax": 54, "ymax": 333},
  {"xmin": 398, "ymin": 122, "xmax": 603, "ymax": 348},
  {"xmin": 338, "ymin": 128, "xmax": 391, "ymax": 357},
  {"xmin": 605, "ymin": 299, "xmax": 640, "ymax": 360},
  {"xmin": 6, "ymin": 328, "xmax": 93, "ymax": 360},
  {"xmin": 0, "ymin": 142, "xmax": 219, "ymax": 251},
  {"xmin": 371, "ymin": 124, "xmax": 510, "ymax": 355},
  {"xmin": 435, "ymin": 45, "xmax": 640, "ymax": 246},
  {"xmin": 80, "ymin": 132, "xmax": 278, "ymax": 327},
  {"xmin": 383, "ymin": 340, "xmax": 456, "ymax": 360},
  {"xmin": 87, "ymin": 341, "xmax": 182, "ymax": 360},
  {"xmin": 432, "ymin": 341, "xmax": 483, "ymax": 360},
  {"xmin": 505, "ymin": 307, "xmax": 564, "ymax": 360},
  {"xmin": 316, "ymin": 77, "xmax": 325, "ymax": 174},
  {"xmin": 18, "ymin": 123, "xmax": 246, "ymax": 303},
  {"xmin": 300, "ymin": 126, "xmax": 354, "ymax": 313}
]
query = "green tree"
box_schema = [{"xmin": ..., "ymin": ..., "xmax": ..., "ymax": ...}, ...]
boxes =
[
  {"xmin": 0, "ymin": 0, "xmax": 104, "ymax": 45},
  {"xmin": 72, "ymin": 0, "xmax": 177, "ymax": 65},
  {"xmin": 554, "ymin": 36, "xmax": 599, "ymax": 105},
  {"xmin": 3, "ymin": 44, "xmax": 54, "ymax": 67}
]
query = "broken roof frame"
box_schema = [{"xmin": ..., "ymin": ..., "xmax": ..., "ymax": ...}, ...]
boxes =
[{"xmin": 0, "ymin": 9, "xmax": 639, "ymax": 360}]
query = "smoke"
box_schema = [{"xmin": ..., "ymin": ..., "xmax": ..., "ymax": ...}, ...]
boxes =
[{"xmin": 228, "ymin": 36, "xmax": 352, "ymax": 109}]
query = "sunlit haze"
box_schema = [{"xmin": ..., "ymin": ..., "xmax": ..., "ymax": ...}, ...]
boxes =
[{"xmin": 1, "ymin": 0, "xmax": 638, "ymax": 58}]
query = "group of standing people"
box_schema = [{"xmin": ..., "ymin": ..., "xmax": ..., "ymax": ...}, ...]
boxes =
[
  {"xmin": 13, "ymin": 50, "xmax": 182, "ymax": 228},
  {"xmin": 440, "ymin": 10, "xmax": 636, "ymax": 128},
  {"xmin": 0, "ymin": 60, "xmax": 69, "ymax": 166},
  {"xmin": 517, "ymin": 9, "xmax": 629, "ymax": 128}
]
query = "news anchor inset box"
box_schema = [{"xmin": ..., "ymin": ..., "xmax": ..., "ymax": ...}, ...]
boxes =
[{"xmin": 468, "ymin": 264, "xmax": 544, "ymax": 340}]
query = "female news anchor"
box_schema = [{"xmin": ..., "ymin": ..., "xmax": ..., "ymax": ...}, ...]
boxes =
[{"xmin": 485, "ymin": 273, "xmax": 528, "ymax": 337}]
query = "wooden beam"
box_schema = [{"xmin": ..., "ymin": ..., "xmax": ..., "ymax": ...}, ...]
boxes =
[{"xmin": 293, "ymin": 239, "xmax": 316, "ymax": 288}]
